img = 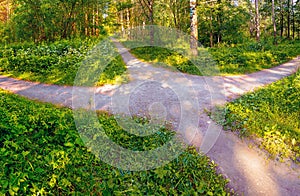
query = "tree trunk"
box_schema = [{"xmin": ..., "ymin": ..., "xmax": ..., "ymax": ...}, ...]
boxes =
[
  {"xmin": 6, "ymin": 0, "xmax": 10, "ymax": 22},
  {"xmin": 190, "ymin": 0, "xmax": 198, "ymax": 56},
  {"xmin": 272, "ymin": 0, "xmax": 277, "ymax": 45},
  {"xmin": 149, "ymin": 1, "xmax": 154, "ymax": 44},
  {"xmin": 120, "ymin": 10, "xmax": 124, "ymax": 37},
  {"xmin": 72, "ymin": 12, "xmax": 77, "ymax": 36},
  {"xmin": 287, "ymin": 0, "xmax": 290, "ymax": 38},
  {"xmin": 92, "ymin": 7, "xmax": 95, "ymax": 35},
  {"xmin": 62, "ymin": 2, "xmax": 76, "ymax": 38},
  {"xmin": 85, "ymin": 13, "xmax": 88, "ymax": 36},
  {"xmin": 96, "ymin": 4, "xmax": 99, "ymax": 36},
  {"xmin": 255, "ymin": 0, "xmax": 260, "ymax": 42},
  {"xmin": 126, "ymin": 8, "xmax": 130, "ymax": 38},
  {"xmin": 292, "ymin": 4, "xmax": 295, "ymax": 39},
  {"xmin": 249, "ymin": 6, "xmax": 254, "ymax": 37},
  {"xmin": 280, "ymin": 0, "xmax": 284, "ymax": 37},
  {"xmin": 217, "ymin": 0, "xmax": 222, "ymax": 44},
  {"xmin": 210, "ymin": 8, "xmax": 213, "ymax": 47},
  {"xmin": 137, "ymin": 0, "xmax": 155, "ymax": 42}
]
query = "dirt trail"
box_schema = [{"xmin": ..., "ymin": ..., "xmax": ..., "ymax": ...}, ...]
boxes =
[
  {"xmin": 0, "ymin": 39, "xmax": 300, "ymax": 195},
  {"xmin": 112, "ymin": 40, "xmax": 300, "ymax": 195}
]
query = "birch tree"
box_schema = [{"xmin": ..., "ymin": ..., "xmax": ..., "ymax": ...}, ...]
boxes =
[
  {"xmin": 255, "ymin": 0, "xmax": 260, "ymax": 41},
  {"xmin": 190, "ymin": 0, "xmax": 198, "ymax": 55}
]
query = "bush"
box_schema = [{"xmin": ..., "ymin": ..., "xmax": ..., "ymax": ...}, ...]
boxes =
[{"xmin": 0, "ymin": 38, "xmax": 128, "ymax": 86}]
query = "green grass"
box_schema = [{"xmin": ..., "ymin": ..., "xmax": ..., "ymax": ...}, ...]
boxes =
[
  {"xmin": 212, "ymin": 70, "xmax": 300, "ymax": 162},
  {"xmin": 129, "ymin": 40, "xmax": 300, "ymax": 75},
  {"xmin": 210, "ymin": 40, "xmax": 300, "ymax": 74},
  {"xmin": 0, "ymin": 38, "xmax": 128, "ymax": 86},
  {"xmin": 0, "ymin": 89, "xmax": 231, "ymax": 195},
  {"xmin": 129, "ymin": 46, "xmax": 203, "ymax": 75},
  {"xmin": 2, "ymin": 39, "xmax": 299, "ymax": 85}
]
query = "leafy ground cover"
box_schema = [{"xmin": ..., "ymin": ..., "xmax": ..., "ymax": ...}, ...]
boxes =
[
  {"xmin": 210, "ymin": 40, "xmax": 300, "ymax": 74},
  {"xmin": 0, "ymin": 38, "xmax": 127, "ymax": 86},
  {"xmin": 211, "ymin": 70, "xmax": 300, "ymax": 162},
  {"xmin": 1, "ymin": 38, "xmax": 299, "ymax": 85},
  {"xmin": 129, "ymin": 40, "xmax": 300, "ymax": 75},
  {"xmin": 0, "ymin": 89, "xmax": 231, "ymax": 195},
  {"xmin": 129, "ymin": 46, "xmax": 202, "ymax": 75}
]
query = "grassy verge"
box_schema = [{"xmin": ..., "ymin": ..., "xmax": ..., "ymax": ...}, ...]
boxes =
[
  {"xmin": 129, "ymin": 40, "xmax": 300, "ymax": 75},
  {"xmin": 0, "ymin": 89, "xmax": 231, "ymax": 195},
  {"xmin": 129, "ymin": 46, "xmax": 202, "ymax": 75},
  {"xmin": 0, "ymin": 38, "xmax": 128, "ymax": 86},
  {"xmin": 210, "ymin": 40, "xmax": 300, "ymax": 74},
  {"xmin": 211, "ymin": 70, "xmax": 300, "ymax": 162}
]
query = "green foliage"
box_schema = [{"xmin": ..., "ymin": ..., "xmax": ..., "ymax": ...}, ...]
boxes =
[
  {"xmin": 214, "ymin": 71, "xmax": 300, "ymax": 161},
  {"xmin": 0, "ymin": 38, "xmax": 128, "ymax": 86},
  {"xmin": 98, "ymin": 115, "xmax": 175, "ymax": 151},
  {"xmin": 0, "ymin": 23, "xmax": 11, "ymax": 45},
  {"xmin": 0, "ymin": 89, "xmax": 231, "ymax": 195},
  {"xmin": 197, "ymin": 0, "xmax": 251, "ymax": 46},
  {"xmin": 153, "ymin": 0, "xmax": 190, "ymax": 32},
  {"xmin": 8, "ymin": 0, "xmax": 108, "ymax": 42},
  {"xmin": 210, "ymin": 40, "xmax": 300, "ymax": 74},
  {"xmin": 96, "ymin": 55, "xmax": 128, "ymax": 86},
  {"xmin": 130, "ymin": 46, "xmax": 203, "ymax": 75},
  {"xmin": 130, "ymin": 40, "xmax": 300, "ymax": 75}
]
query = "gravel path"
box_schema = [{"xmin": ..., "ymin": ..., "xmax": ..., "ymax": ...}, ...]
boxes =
[{"xmin": 1, "ymin": 39, "xmax": 300, "ymax": 195}]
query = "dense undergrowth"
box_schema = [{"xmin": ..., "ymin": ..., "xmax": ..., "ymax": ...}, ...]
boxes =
[
  {"xmin": 0, "ymin": 38, "xmax": 127, "ymax": 86},
  {"xmin": 212, "ymin": 70, "xmax": 300, "ymax": 162},
  {"xmin": 129, "ymin": 40, "xmax": 300, "ymax": 75},
  {"xmin": 0, "ymin": 89, "xmax": 231, "ymax": 195},
  {"xmin": 210, "ymin": 40, "xmax": 300, "ymax": 74},
  {"xmin": 1, "ymin": 39, "xmax": 299, "ymax": 85}
]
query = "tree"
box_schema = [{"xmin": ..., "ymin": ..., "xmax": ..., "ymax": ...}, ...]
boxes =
[
  {"xmin": 2, "ymin": 0, "xmax": 298, "ymax": 44},
  {"xmin": 5, "ymin": 0, "xmax": 109, "ymax": 42},
  {"xmin": 190, "ymin": 0, "xmax": 198, "ymax": 55},
  {"xmin": 0, "ymin": 0, "xmax": 11, "ymax": 23},
  {"xmin": 295, "ymin": 0, "xmax": 300, "ymax": 39},
  {"xmin": 292, "ymin": 0, "xmax": 295, "ymax": 39},
  {"xmin": 116, "ymin": 0, "xmax": 134, "ymax": 38},
  {"xmin": 196, "ymin": 0, "xmax": 250, "ymax": 46},
  {"xmin": 162, "ymin": 0, "xmax": 189, "ymax": 31},
  {"xmin": 279, "ymin": 0, "xmax": 285, "ymax": 37},
  {"xmin": 272, "ymin": 0, "xmax": 277, "ymax": 44},
  {"xmin": 138, "ymin": 0, "xmax": 155, "ymax": 42},
  {"xmin": 216, "ymin": 0, "xmax": 223, "ymax": 44},
  {"xmin": 288, "ymin": 0, "xmax": 291, "ymax": 38},
  {"xmin": 255, "ymin": 0, "xmax": 260, "ymax": 41}
]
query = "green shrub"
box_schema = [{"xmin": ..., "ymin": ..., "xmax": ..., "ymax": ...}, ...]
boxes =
[{"xmin": 0, "ymin": 38, "xmax": 128, "ymax": 86}]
